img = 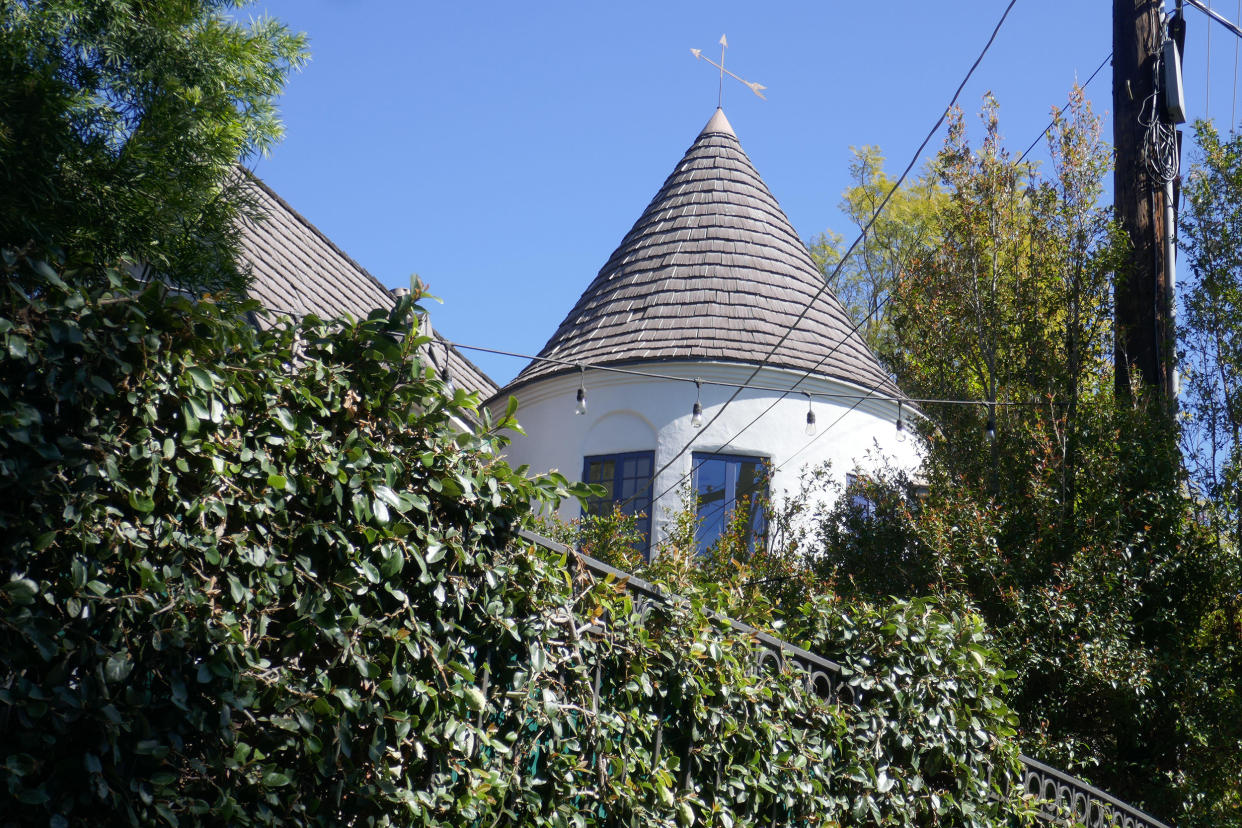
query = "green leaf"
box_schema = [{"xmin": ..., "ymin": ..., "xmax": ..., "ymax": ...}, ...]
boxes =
[
  {"xmin": 463, "ymin": 685, "xmax": 487, "ymax": 712},
  {"xmin": 187, "ymin": 396, "xmax": 210, "ymax": 421},
  {"xmin": 333, "ymin": 688, "xmax": 360, "ymax": 712},
  {"xmin": 129, "ymin": 489, "xmax": 155, "ymax": 513},
  {"xmin": 263, "ymin": 772, "xmax": 291, "ymax": 788},
  {"xmin": 7, "ymin": 334, "xmax": 28, "ymax": 359},
  {"xmin": 105, "ymin": 651, "xmax": 133, "ymax": 682},
  {"xmin": 5, "ymin": 753, "xmax": 38, "ymax": 777},
  {"xmin": 187, "ymin": 366, "xmax": 214, "ymax": 390},
  {"xmin": 2, "ymin": 577, "xmax": 39, "ymax": 605},
  {"xmin": 274, "ymin": 407, "xmax": 296, "ymax": 431},
  {"xmin": 373, "ymin": 484, "xmax": 402, "ymax": 510},
  {"xmin": 31, "ymin": 258, "xmax": 67, "ymax": 289}
]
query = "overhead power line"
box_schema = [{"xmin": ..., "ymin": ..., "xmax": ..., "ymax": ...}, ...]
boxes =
[
  {"xmin": 1016, "ymin": 51, "xmax": 1114, "ymax": 164},
  {"xmin": 1186, "ymin": 0, "xmax": 1242, "ymax": 39}
]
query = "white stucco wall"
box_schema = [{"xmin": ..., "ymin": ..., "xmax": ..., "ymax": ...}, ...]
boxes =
[{"xmin": 490, "ymin": 361, "xmax": 922, "ymax": 550}]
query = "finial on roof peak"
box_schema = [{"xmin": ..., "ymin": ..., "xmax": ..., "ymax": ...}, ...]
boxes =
[{"xmin": 700, "ymin": 107, "xmax": 735, "ymax": 137}]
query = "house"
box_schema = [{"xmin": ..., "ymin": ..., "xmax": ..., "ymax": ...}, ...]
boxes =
[
  {"xmin": 240, "ymin": 109, "xmax": 919, "ymax": 556},
  {"xmin": 240, "ymin": 108, "xmax": 917, "ymax": 557},
  {"xmin": 487, "ymin": 108, "xmax": 919, "ymax": 554}
]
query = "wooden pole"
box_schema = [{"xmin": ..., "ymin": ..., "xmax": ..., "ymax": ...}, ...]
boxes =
[{"xmin": 1113, "ymin": 0, "xmax": 1172, "ymax": 399}]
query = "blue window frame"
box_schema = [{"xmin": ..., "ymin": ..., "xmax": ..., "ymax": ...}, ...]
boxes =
[
  {"xmin": 582, "ymin": 451, "xmax": 654, "ymax": 555},
  {"xmin": 692, "ymin": 452, "xmax": 767, "ymax": 554},
  {"xmin": 845, "ymin": 473, "xmax": 877, "ymax": 520}
]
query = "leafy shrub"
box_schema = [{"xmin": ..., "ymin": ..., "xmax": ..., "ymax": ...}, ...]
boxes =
[
  {"xmin": 0, "ymin": 252, "xmax": 577, "ymax": 823},
  {"xmin": 534, "ymin": 497, "xmax": 1029, "ymax": 828},
  {"xmin": 1, "ymin": 253, "xmax": 1027, "ymax": 826}
]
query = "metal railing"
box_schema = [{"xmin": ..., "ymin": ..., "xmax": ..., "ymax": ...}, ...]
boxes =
[{"xmin": 519, "ymin": 529, "xmax": 1173, "ymax": 828}]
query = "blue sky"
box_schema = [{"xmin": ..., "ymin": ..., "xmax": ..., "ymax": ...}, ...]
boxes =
[{"xmin": 246, "ymin": 1, "xmax": 1240, "ymax": 386}]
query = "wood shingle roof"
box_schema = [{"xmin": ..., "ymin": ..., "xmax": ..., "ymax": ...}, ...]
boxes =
[
  {"xmin": 504, "ymin": 108, "xmax": 898, "ymax": 399},
  {"xmin": 238, "ymin": 173, "xmax": 497, "ymax": 400}
]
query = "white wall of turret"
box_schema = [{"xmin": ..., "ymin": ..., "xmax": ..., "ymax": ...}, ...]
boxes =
[{"xmin": 493, "ymin": 361, "xmax": 922, "ymax": 551}]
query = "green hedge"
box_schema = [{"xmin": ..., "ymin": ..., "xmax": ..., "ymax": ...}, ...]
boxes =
[{"xmin": 0, "ymin": 253, "xmax": 1027, "ymax": 826}]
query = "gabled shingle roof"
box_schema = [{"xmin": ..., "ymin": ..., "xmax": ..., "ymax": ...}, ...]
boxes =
[
  {"xmin": 238, "ymin": 173, "xmax": 498, "ymax": 400},
  {"xmin": 503, "ymin": 108, "xmax": 897, "ymax": 398}
]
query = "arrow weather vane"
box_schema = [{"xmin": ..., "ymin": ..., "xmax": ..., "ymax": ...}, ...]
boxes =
[{"xmin": 691, "ymin": 34, "xmax": 767, "ymax": 107}]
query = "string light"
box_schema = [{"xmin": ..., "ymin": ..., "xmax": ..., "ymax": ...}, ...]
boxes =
[
  {"xmin": 896, "ymin": 400, "xmax": 906, "ymax": 442},
  {"xmin": 986, "ymin": 405, "xmax": 997, "ymax": 442},
  {"xmin": 575, "ymin": 366, "xmax": 587, "ymax": 415},
  {"xmin": 691, "ymin": 378, "xmax": 704, "ymax": 428},
  {"xmin": 804, "ymin": 393, "xmax": 817, "ymax": 436}
]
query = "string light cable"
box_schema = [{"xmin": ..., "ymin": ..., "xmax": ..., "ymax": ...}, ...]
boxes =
[
  {"xmin": 235, "ymin": 319, "xmax": 1045, "ymax": 415},
  {"xmin": 455, "ymin": 343, "xmax": 1051, "ymax": 532},
  {"xmin": 450, "ymin": 341, "xmax": 1060, "ymax": 412}
]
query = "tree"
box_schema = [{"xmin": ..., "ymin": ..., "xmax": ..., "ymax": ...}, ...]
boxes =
[
  {"xmin": 0, "ymin": 0, "xmax": 307, "ymax": 293},
  {"xmin": 1180, "ymin": 120, "xmax": 1242, "ymax": 550},
  {"xmin": 810, "ymin": 93, "xmax": 1242, "ymax": 826},
  {"xmin": 808, "ymin": 147, "xmax": 942, "ymax": 364}
]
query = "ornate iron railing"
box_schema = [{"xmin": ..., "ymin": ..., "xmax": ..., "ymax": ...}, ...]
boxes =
[{"xmin": 519, "ymin": 529, "xmax": 1173, "ymax": 828}]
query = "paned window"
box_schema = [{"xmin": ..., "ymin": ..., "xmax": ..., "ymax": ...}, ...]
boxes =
[
  {"xmin": 692, "ymin": 452, "xmax": 767, "ymax": 554},
  {"xmin": 845, "ymin": 473, "xmax": 877, "ymax": 521},
  {"xmin": 582, "ymin": 451, "xmax": 654, "ymax": 555}
]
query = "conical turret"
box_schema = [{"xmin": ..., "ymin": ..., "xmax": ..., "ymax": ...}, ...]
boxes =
[{"xmin": 504, "ymin": 108, "xmax": 896, "ymax": 398}]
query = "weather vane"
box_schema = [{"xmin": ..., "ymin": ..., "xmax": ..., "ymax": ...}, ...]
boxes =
[{"xmin": 690, "ymin": 34, "xmax": 767, "ymax": 107}]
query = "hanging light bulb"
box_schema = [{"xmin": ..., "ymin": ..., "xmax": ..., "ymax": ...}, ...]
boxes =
[
  {"xmin": 442, "ymin": 342, "xmax": 457, "ymax": 395},
  {"xmin": 691, "ymin": 378, "xmax": 703, "ymax": 428},
  {"xmin": 804, "ymin": 393, "xmax": 817, "ymax": 436},
  {"xmin": 895, "ymin": 400, "xmax": 906, "ymax": 442},
  {"xmin": 985, "ymin": 404, "xmax": 996, "ymax": 442},
  {"xmin": 575, "ymin": 366, "xmax": 587, "ymax": 415}
]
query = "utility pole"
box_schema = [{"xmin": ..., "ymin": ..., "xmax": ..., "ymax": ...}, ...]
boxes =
[{"xmin": 1113, "ymin": 0, "xmax": 1177, "ymax": 401}]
